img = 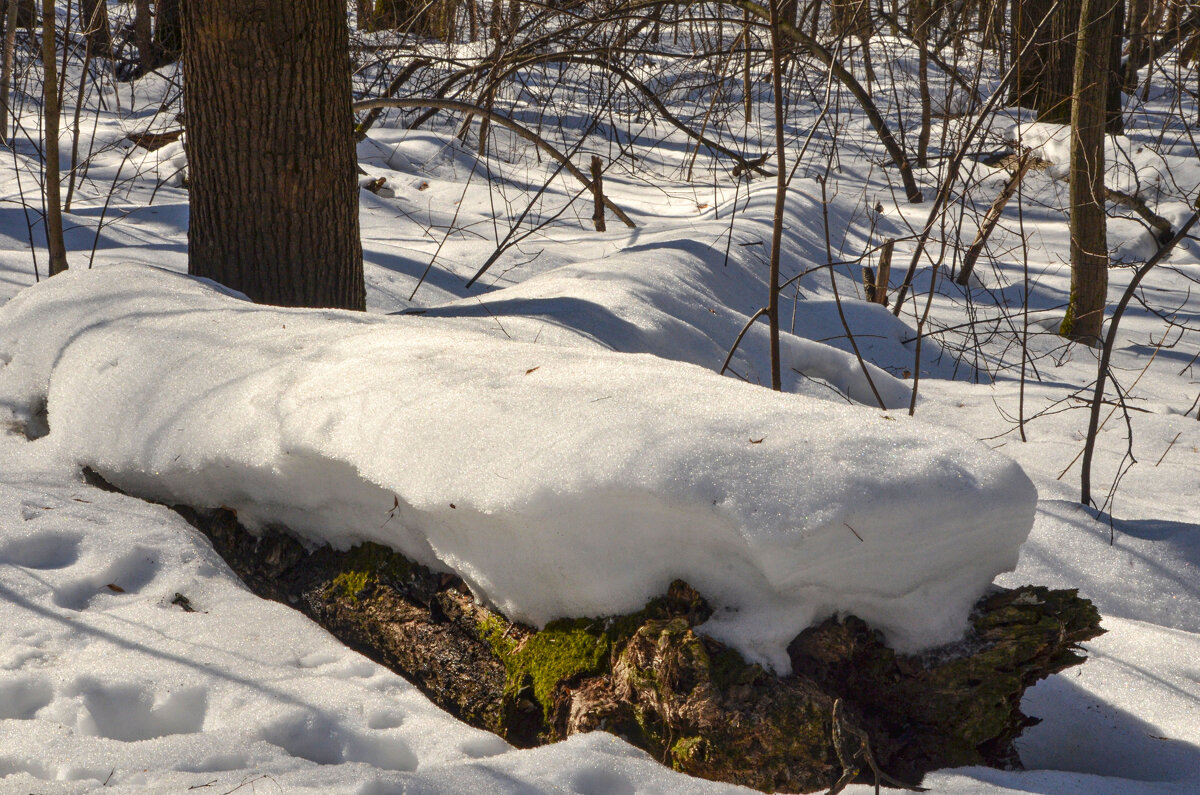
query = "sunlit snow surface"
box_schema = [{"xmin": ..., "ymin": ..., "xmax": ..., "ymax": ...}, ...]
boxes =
[
  {"xmin": 2, "ymin": 26, "xmax": 1200, "ymax": 795},
  {"xmin": 0, "ymin": 264, "xmax": 1033, "ymax": 672}
]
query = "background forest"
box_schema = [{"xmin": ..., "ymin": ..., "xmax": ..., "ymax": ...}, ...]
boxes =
[{"xmin": 0, "ymin": 0, "xmax": 1198, "ymax": 793}]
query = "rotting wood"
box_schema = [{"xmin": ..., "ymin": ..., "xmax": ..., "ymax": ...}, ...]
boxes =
[
  {"xmin": 152, "ymin": 497, "xmax": 1101, "ymax": 793},
  {"xmin": 126, "ymin": 129, "xmax": 184, "ymax": 151}
]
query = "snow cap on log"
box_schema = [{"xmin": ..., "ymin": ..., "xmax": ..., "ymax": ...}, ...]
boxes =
[{"xmin": 0, "ymin": 265, "xmax": 1036, "ymax": 672}]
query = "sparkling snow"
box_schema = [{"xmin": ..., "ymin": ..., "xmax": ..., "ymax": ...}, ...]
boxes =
[{"xmin": 0, "ymin": 264, "xmax": 1034, "ymax": 671}]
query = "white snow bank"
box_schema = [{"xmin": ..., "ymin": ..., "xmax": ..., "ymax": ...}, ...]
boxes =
[
  {"xmin": 0, "ymin": 265, "xmax": 1036, "ymax": 670},
  {"xmin": 1006, "ymin": 121, "xmax": 1200, "ymax": 209}
]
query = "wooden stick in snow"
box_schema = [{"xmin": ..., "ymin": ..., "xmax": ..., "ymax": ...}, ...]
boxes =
[{"xmin": 956, "ymin": 151, "xmax": 1033, "ymax": 287}]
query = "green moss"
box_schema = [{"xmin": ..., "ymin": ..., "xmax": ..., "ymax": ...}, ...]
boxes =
[
  {"xmin": 481, "ymin": 617, "xmax": 611, "ymax": 721},
  {"xmin": 479, "ymin": 582, "xmax": 716, "ymax": 726},
  {"xmin": 670, "ymin": 735, "xmax": 706, "ymax": 766},
  {"xmin": 325, "ymin": 542, "xmax": 414, "ymax": 604},
  {"xmin": 709, "ymin": 645, "xmax": 763, "ymax": 690},
  {"xmin": 331, "ymin": 570, "xmax": 372, "ymax": 603},
  {"xmin": 478, "ymin": 615, "xmax": 517, "ymax": 657},
  {"xmin": 341, "ymin": 541, "xmax": 413, "ymax": 582},
  {"xmin": 1060, "ymin": 283, "xmax": 1081, "ymax": 338}
]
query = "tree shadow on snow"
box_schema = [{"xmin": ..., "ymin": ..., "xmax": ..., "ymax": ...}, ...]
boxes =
[{"xmin": 953, "ymin": 674, "xmax": 1200, "ymax": 793}]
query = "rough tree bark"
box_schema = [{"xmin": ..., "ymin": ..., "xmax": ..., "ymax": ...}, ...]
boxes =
[
  {"xmin": 153, "ymin": 0, "xmax": 182, "ymax": 66},
  {"xmin": 181, "ymin": 0, "xmax": 365, "ymax": 310},
  {"xmin": 79, "ymin": 0, "xmax": 111, "ymax": 56},
  {"xmin": 1013, "ymin": 0, "xmax": 1084, "ymax": 123},
  {"xmin": 373, "ymin": 0, "xmax": 458, "ymax": 40},
  {"xmin": 1062, "ymin": 0, "xmax": 1122, "ymax": 342},
  {"xmin": 1013, "ymin": 0, "xmax": 1124, "ymax": 131},
  {"xmin": 0, "ymin": 0, "xmax": 20, "ymax": 144}
]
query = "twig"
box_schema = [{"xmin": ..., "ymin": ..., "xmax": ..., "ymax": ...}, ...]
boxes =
[
  {"xmin": 719, "ymin": 307, "xmax": 768, "ymax": 376},
  {"xmin": 1154, "ymin": 432, "xmax": 1181, "ymax": 467},
  {"xmin": 1080, "ymin": 205, "xmax": 1200, "ymax": 505}
]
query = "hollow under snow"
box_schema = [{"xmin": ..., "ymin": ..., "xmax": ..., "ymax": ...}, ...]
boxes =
[{"xmin": 0, "ymin": 265, "xmax": 1034, "ymax": 671}]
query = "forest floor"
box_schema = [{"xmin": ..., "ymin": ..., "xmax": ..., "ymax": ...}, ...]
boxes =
[{"xmin": 0, "ymin": 17, "xmax": 1198, "ymax": 794}]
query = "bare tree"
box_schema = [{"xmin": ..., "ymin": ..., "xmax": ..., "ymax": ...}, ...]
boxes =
[
  {"xmin": 1061, "ymin": 0, "xmax": 1122, "ymax": 341},
  {"xmin": 0, "ymin": 0, "xmax": 19, "ymax": 143},
  {"xmin": 42, "ymin": 0, "xmax": 67, "ymax": 275}
]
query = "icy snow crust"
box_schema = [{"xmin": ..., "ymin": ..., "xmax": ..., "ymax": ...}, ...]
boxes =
[{"xmin": 0, "ymin": 265, "xmax": 1034, "ymax": 670}]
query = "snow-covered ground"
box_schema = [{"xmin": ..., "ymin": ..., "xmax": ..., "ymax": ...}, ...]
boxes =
[{"xmin": 2, "ymin": 11, "xmax": 1200, "ymax": 794}]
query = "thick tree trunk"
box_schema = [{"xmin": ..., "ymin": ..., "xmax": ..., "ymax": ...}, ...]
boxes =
[
  {"xmin": 79, "ymin": 0, "xmax": 110, "ymax": 56},
  {"xmin": 1013, "ymin": 0, "xmax": 1083, "ymax": 123},
  {"xmin": 153, "ymin": 0, "xmax": 181, "ymax": 65},
  {"xmin": 374, "ymin": 0, "xmax": 458, "ymax": 40},
  {"xmin": 165, "ymin": 498, "xmax": 1103, "ymax": 794},
  {"xmin": 181, "ymin": 0, "xmax": 365, "ymax": 311},
  {"xmin": 1013, "ymin": 0, "xmax": 1124, "ymax": 129},
  {"xmin": 1063, "ymin": 0, "xmax": 1121, "ymax": 342},
  {"xmin": 1106, "ymin": 0, "xmax": 1126, "ymax": 133},
  {"xmin": 134, "ymin": 0, "xmax": 153, "ymax": 74}
]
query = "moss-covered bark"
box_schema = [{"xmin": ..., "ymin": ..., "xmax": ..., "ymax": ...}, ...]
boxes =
[
  {"xmin": 172, "ymin": 503, "xmax": 1103, "ymax": 794},
  {"xmin": 789, "ymin": 587, "xmax": 1104, "ymax": 781}
]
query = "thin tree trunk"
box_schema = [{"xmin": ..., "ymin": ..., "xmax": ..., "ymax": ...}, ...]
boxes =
[
  {"xmin": 1062, "ymin": 0, "xmax": 1120, "ymax": 342},
  {"xmin": 65, "ymin": 0, "xmax": 94, "ymax": 211},
  {"xmin": 743, "ymin": 10, "xmax": 752, "ymax": 124},
  {"xmin": 1, "ymin": 0, "xmax": 19, "ymax": 144},
  {"xmin": 768, "ymin": 0, "xmax": 785, "ymax": 391},
  {"xmin": 1124, "ymin": 0, "xmax": 1149, "ymax": 92},
  {"xmin": 182, "ymin": 0, "xmax": 365, "ymax": 310},
  {"xmin": 914, "ymin": 0, "xmax": 932, "ymax": 167},
  {"xmin": 42, "ymin": 0, "xmax": 68, "ymax": 275},
  {"xmin": 590, "ymin": 155, "xmax": 606, "ymax": 232},
  {"xmin": 956, "ymin": 152, "xmax": 1033, "ymax": 287},
  {"xmin": 994, "ymin": 0, "xmax": 1007, "ymax": 69}
]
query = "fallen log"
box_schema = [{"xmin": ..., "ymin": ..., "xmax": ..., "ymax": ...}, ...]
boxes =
[{"xmin": 171, "ymin": 502, "xmax": 1102, "ymax": 793}]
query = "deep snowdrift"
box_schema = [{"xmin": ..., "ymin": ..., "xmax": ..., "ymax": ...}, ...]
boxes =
[{"xmin": 0, "ymin": 265, "xmax": 1035, "ymax": 670}]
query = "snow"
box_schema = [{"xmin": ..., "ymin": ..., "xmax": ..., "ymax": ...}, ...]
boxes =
[
  {"xmin": 0, "ymin": 264, "xmax": 1034, "ymax": 671},
  {"xmin": 1, "ymin": 7, "xmax": 1199, "ymax": 794}
]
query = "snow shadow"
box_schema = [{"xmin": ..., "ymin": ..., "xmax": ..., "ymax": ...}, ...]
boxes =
[
  {"xmin": 399, "ymin": 296, "xmax": 647, "ymax": 348},
  {"xmin": 1009, "ymin": 675, "xmax": 1200, "ymax": 788},
  {"xmin": 0, "ymin": 580, "xmax": 370, "ymax": 731}
]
